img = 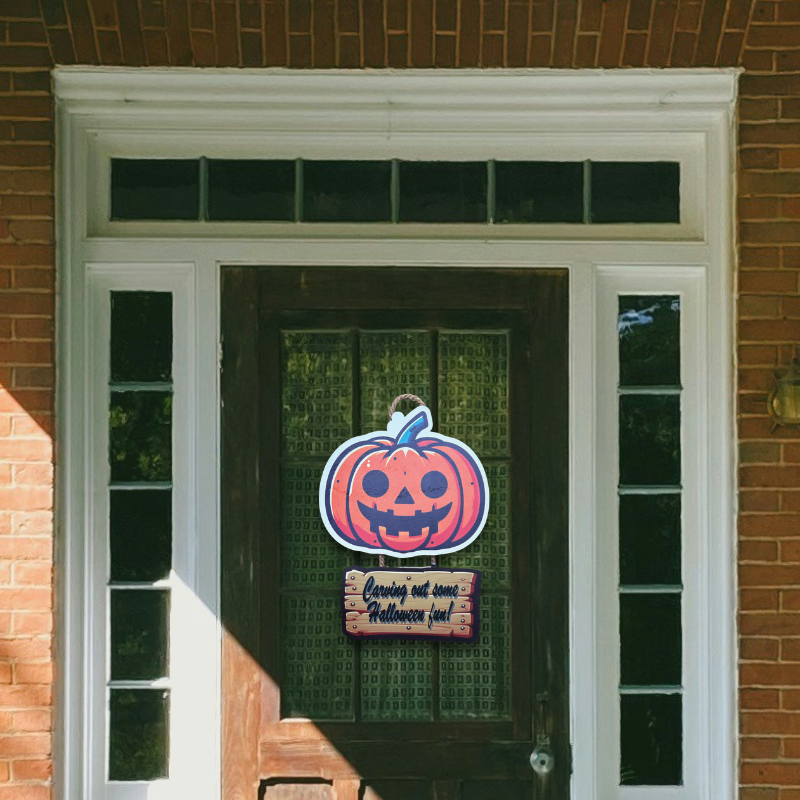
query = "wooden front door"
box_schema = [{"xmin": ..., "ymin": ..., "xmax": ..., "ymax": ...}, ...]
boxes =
[{"xmin": 221, "ymin": 267, "xmax": 569, "ymax": 800}]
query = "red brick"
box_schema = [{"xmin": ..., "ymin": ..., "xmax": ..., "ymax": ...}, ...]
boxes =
[
  {"xmin": 11, "ymin": 758, "xmax": 50, "ymax": 780},
  {"xmin": 740, "ymin": 319, "xmax": 800, "ymax": 341},
  {"xmin": 743, "ymin": 662, "xmax": 800, "ymax": 685},
  {"xmin": 748, "ymin": 25, "xmax": 800, "ymax": 49},
  {"xmin": 743, "ymin": 762, "xmax": 800, "ymax": 785},
  {"xmin": 0, "ymin": 788, "xmax": 49, "ymax": 800},
  {"xmin": 11, "ymin": 613, "xmax": 52, "ymax": 635},
  {"xmin": 743, "ymin": 688, "xmax": 781, "ymax": 709},
  {"xmin": 742, "ymin": 491, "xmax": 781, "ymax": 512},
  {"xmin": 781, "ymin": 639, "xmax": 800, "ymax": 661},
  {"xmin": 780, "ymin": 540, "xmax": 800, "ymax": 562},
  {"xmin": 743, "ymin": 637, "xmax": 780, "ymax": 661},
  {"xmin": 13, "ymin": 663, "xmax": 52, "ymax": 685},
  {"xmin": 742, "ymin": 710, "xmax": 800, "ymax": 734},
  {"xmin": 11, "ymin": 562, "xmax": 50, "ymax": 587},
  {"xmin": 741, "ymin": 48, "xmax": 775, "ymax": 71},
  {"xmin": 740, "ymin": 515, "xmax": 800, "ymax": 538},
  {"xmin": 740, "ymin": 613, "xmax": 800, "ymax": 636},
  {"xmin": 740, "ymin": 540, "xmax": 779, "ymax": 562},
  {"xmin": 743, "ymin": 588, "xmax": 780, "ymax": 609},
  {"xmin": 743, "ymin": 736, "xmax": 782, "ymax": 758},
  {"xmin": 11, "ymin": 710, "xmax": 50, "ymax": 733}
]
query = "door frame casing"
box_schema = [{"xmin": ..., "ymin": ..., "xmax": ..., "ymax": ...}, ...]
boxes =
[{"xmin": 55, "ymin": 68, "xmax": 738, "ymax": 800}]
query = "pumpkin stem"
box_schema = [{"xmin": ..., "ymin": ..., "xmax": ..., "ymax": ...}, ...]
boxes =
[{"xmin": 395, "ymin": 408, "xmax": 431, "ymax": 446}]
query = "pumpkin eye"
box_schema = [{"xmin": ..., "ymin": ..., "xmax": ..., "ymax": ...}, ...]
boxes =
[
  {"xmin": 362, "ymin": 469, "xmax": 389, "ymax": 498},
  {"xmin": 420, "ymin": 470, "xmax": 448, "ymax": 499}
]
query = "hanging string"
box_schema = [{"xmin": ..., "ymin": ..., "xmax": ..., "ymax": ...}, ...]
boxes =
[
  {"xmin": 388, "ymin": 393, "xmax": 426, "ymax": 419},
  {"xmin": 387, "ymin": 394, "xmax": 436, "ymax": 568}
]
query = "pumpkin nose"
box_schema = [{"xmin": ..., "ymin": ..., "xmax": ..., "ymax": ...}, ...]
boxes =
[{"xmin": 394, "ymin": 486, "xmax": 414, "ymax": 504}]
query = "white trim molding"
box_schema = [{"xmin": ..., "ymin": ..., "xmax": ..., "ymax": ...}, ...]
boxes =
[{"xmin": 54, "ymin": 68, "xmax": 738, "ymax": 800}]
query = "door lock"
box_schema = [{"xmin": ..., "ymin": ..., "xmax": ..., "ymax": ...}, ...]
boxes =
[
  {"xmin": 531, "ymin": 691, "xmax": 555, "ymax": 776},
  {"xmin": 530, "ymin": 739, "xmax": 555, "ymax": 775}
]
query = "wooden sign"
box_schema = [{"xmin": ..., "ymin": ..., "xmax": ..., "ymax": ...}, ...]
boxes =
[{"xmin": 342, "ymin": 567, "xmax": 482, "ymax": 642}]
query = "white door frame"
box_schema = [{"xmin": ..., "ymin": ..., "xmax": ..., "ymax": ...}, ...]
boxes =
[{"xmin": 54, "ymin": 67, "xmax": 738, "ymax": 800}]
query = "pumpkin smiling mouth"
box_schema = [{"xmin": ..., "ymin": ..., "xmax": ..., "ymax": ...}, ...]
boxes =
[{"xmin": 357, "ymin": 501, "xmax": 452, "ymax": 539}]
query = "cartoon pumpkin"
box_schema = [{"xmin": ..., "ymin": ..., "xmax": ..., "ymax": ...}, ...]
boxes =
[{"xmin": 319, "ymin": 407, "xmax": 489, "ymax": 557}]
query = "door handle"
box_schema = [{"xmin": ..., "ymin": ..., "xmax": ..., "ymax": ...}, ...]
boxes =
[{"xmin": 530, "ymin": 739, "xmax": 555, "ymax": 775}]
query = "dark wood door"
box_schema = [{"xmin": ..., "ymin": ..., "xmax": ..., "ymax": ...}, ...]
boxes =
[{"xmin": 221, "ymin": 267, "xmax": 569, "ymax": 800}]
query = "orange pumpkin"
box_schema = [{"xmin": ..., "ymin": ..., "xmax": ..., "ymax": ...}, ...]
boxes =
[{"xmin": 320, "ymin": 408, "xmax": 489, "ymax": 557}]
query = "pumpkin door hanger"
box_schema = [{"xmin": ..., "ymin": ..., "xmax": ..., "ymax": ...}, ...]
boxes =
[{"xmin": 319, "ymin": 407, "xmax": 490, "ymax": 558}]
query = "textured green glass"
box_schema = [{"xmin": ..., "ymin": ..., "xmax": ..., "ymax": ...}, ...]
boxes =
[
  {"xmin": 440, "ymin": 595, "xmax": 511, "ymax": 720},
  {"xmin": 360, "ymin": 331, "xmax": 431, "ymax": 433},
  {"xmin": 444, "ymin": 462, "xmax": 510, "ymax": 590},
  {"xmin": 439, "ymin": 332, "xmax": 509, "ymax": 457},
  {"xmin": 282, "ymin": 596, "xmax": 353, "ymax": 720},
  {"xmin": 108, "ymin": 689, "xmax": 169, "ymax": 781},
  {"xmin": 361, "ymin": 640, "xmax": 433, "ymax": 721},
  {"xmin": 281, "ymin": 462, "xmax": 348, "ymax": 588},
  {"xmin": 281, "ymin": 332, "xmax": 352, "ymax": 456},
  {"xmin": 109, "ymin": 392, "xmax": 172, "ymax": 482}
]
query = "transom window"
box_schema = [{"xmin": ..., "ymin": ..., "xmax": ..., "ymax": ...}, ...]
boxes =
[{"xmin": 110, "ymin": 157, "xmax": 681, "ymax": 225}]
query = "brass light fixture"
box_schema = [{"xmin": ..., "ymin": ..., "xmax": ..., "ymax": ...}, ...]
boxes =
[{"xmin": 768, "ymin": 358, "xmax": 800, "ymax": 431}]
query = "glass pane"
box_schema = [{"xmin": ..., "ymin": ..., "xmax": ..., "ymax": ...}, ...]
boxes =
[
  {"xmin": 282, "ymin": 596, "xmax": 353, "ymax": 720},
  {"xmin": 439, "ymin": 332, "xmax": 509, "ymax": 457},
  {"xmin": 111, "ymin": 158, "xmax": 199, "ymax": 221},
  {"xmin": 620, "ymin": 495, "xmax": 681, "ymax": 586},
  {"xmin": 619, "ymin": 395, "xmax": 680, "ymax": 486},
  {"xmin": 303, "ymin": 160, "xmax": 391, "ymax": 222},
  {"xmin": 440, "ymin": 595, "xmax": 511, "ymax": 720},
  {"xmin": 494, "ymin": 161, "xmax": 583, "ymax": 223},
  {"xmin": 619, "ymin": 296, "xmax": 680, "ymax": 387},
  {"xmin": 361, "ymin": 640, "xmax": 433, "ymax": 721},
  {"xmin": 110, "ymin": 292, "xmax": 173, "ymax": 383},
  {"xmin": 399, "ymin": 162, "xmax": 487, "ymax": 222},
  {"xmin": 108, "ymin": 689, "xmax": 169, "ymax": 781},
  {"xmin": 592, "ymin": 162, "xmax": 680, "ymax": 224},
  {"xmin": 281, "ymin": 332, "xmax": 352, "ymax": 456},
  {"xmin": 281, "ymin": 462, "xmax": 348, "ymax": 589},
  {"xmin": 621, "ymin": 694, "xmax": 682, "ymax": 785},
  {"xmin": 360, "ymin": 331, "xmax": 431, "ymax": 433},
  {"xmin": 207, "ymin": 159, "xmax": 295, "ymax": 221},
  {"xmin": 620, "ymin": 594, "xmax": 681, "ymax": 686},
  {"xmin": 110, "ymin": 489, "xmax": 172, "ymax": 582},
  {"xmin": 445, "ymin": 462, "xmax": 511, "ymax": 590},
  {"xmin": 109, "ymin": 392, "xmax": 172, "ymax": 482},
  {"xmin": 110, "ymin": 589, "xmax": 170, "ymax": 680}
]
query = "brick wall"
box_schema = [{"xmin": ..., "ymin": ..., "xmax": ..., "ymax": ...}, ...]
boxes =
[{"xmin": 0, "ymin": 0, "xmax": 797, "ymax": 797}]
